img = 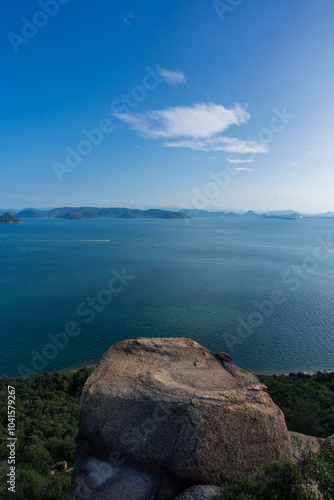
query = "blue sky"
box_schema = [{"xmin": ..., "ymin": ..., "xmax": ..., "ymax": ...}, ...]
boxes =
[{"xmin": 1, "ymin": 0, "xmax": 334, "ymax": 212}]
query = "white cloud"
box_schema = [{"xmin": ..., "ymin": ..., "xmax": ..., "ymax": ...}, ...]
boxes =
[
  {"xmin": 233, "ymin": 167, "xmax": 255, "ymax": 172},
  {"xmin": 114, "ymin": 103, "xmax": 249, "ymax": 139},
  {"xmin": 113, "ymin": 102, "xmax": 268, "ymax": 154},
  {"xmin": 160, "ymin": 68, "xmax": 186, "ymax": 86},
  {"xmin": 227, "ymin": 158, "xmax": 256, "ymax": 164},
  {"xmin": 290, "ymin": 173, "xmax": 302, "ymax": 176},
  {"xmin": 306, "ymin": 150, "xmax": 314, "ymax": 155}
]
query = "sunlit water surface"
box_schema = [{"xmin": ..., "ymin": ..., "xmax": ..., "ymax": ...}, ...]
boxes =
[{"xmin": 1, "ymin": 217, "xmax": 333, "ymax": 377}]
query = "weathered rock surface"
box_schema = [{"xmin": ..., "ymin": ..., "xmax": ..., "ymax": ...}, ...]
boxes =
[
  {"xmin": 71, "ymin": 337, "xmax": 292, "ymax": 498},
  {"xmin": 289, "ymin": 431, "xmax": 325, "ymax": 462},
  {"xmin": 172, "ymin": 485, "xmax": 221, "ymax": 500},
  {"xmin": 323, "ymin": 433, "xmax": 334, "ymax": 453}
]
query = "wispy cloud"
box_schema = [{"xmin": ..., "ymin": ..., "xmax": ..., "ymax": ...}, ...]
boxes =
[
  {"xmin": 113, "ymin": 102, "xmax": 269, "ymax": 154},
  {"xmin": 233, "ymin": 167, "xmax": 255, "ymax": 172},
  {"xmin": 160, "ymin": 68, "xmax": 186, "ymax": 86},
  {"xmin": 306, "ymin": 150, "xmax": 314, "ymax": 155},
  {"xmin": 164, "ymin": 137, "xmax": 268, "ymax": 153},
  {"xmin": 290, "ymin": 173, "xmax": 302, "ymax": 176},
  {"xmin": 98, "ymin": 200, "xmax": 112, "ymax": 205},
  {"xmin": 227, "ymin": 158, "xmax": 255, "ymax": 164},
  {"xmin": 123, "ymin": 13, "xmax": 134, "ymax": 25},
  {"xmin": 97, "ymin": 199, "xmax": 143, "ymax": 207}
]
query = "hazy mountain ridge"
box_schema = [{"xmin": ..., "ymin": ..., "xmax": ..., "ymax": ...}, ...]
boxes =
[
  {"xmin": 3, "ymin": 207, "xmax": 334, "ymax": 220},
  {"xmin": 182, "ymin": 209, "xmax": 301, "ymax": 219},
  {"xmin": 15, "ymin": 207, "xmax": 190, "ymax": 220}
]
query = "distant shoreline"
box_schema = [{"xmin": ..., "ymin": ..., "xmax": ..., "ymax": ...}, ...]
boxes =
[
  {"xmin": 66, "ymin": 358, "xmax": 101, "ymax": 372},
  {"xmin": 2, "ymin": 359, "xmax": 333, "ymax": 379},
  {"xmin": 63, "ymin": 358, "xmax": 334, "ymax": 377},
  {"xmin": 257, "ymin": 370, "xmax": 334, "ymax": 377}
]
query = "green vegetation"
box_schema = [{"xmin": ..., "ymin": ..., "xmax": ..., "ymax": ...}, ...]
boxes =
[
  {"xmin": 0, "ymin": 369, "xmax": 333, "ymax": 498},
  {"xmin": 220, "ymin": 437, "xmax": 334, "ymax": 499},
  {"xmin": 220, "ymin": 372, "xmax": 334, "ymax": 499},
  {"xmin": 258, "ymin": 372, "xmax": 334, "ymax": 437},
  {"xmin": 0, "ymin": 368, "xmax": 93, "ymax": 499}
]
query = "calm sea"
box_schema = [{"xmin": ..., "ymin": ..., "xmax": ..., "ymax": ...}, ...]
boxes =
[{"xmin": 1, "ymin": 217, "xmax": 334, "ymax": 377}]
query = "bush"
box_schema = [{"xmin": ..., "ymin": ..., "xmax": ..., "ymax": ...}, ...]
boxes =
[
  {"xmin": 220, "ymin": 438, "xmax": 334, "ymax": 499},
  {"xmin": 296, "ymin": 438, "xmax": 334, "ymax": 499},
  {"xmin": 16, "ymin": 468, "xmax": 71, "ymax": 500},
  {"xmin": 0, "ymin": 468, "xmax": 10, "ymax": 499},
  {"xmin": 258, "ymin": 372, "xmax": 334, "ymax": 438}
]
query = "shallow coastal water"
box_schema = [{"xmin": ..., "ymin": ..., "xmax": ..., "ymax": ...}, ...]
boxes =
[{"xmin": 1, "ymin": 217, "xmax": 334, "ymax": 377}]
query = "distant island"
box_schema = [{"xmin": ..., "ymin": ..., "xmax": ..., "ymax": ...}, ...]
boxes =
[
  {"xmin": 0, "ymin": 212, "xmax": 22, "ymax": 224},
  {"xmin": 181, "ymin": 209, "xmax": 334, "ymax": 220},
  {"xmin": 2, "ymin": 207, "xmax": 334, "ymax": 221},
  {"xmin": 181, "ymin": 209, "xmax": 302, "ymax": 220},
  {"xmin": 14, "ymin": 207, "xmax": 190, "ymax": 220}
]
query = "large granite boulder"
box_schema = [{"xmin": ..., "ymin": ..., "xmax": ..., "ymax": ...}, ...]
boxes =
[{"xmin": 70, "ymin": 338, "xmax": 292, "ymax": 499}]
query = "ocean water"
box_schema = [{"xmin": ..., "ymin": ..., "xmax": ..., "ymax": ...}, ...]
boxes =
[{"xmin": 1, "ymin": 217, "xmax": 334, "ymax": 377}]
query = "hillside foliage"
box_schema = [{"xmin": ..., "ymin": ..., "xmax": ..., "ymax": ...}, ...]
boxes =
[
  {"xmin": 0, "ymin": 368, "xmax": 93, "ymax": 499},
  {"xmin": 258, "ymin": 371, "xmax": 334, "ymax": 437}
]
